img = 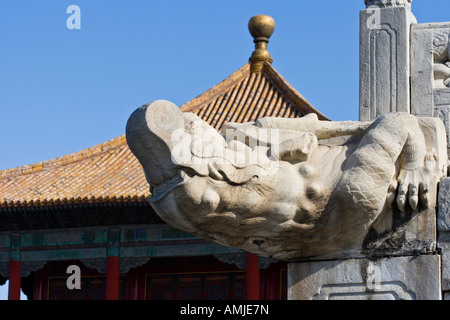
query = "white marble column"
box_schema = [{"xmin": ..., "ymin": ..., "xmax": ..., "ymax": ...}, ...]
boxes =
[{"xmin": 359, "ymin": 0, "xmax": 416, "ymax": 121}]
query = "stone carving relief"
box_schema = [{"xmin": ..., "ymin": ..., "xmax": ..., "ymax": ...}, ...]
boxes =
[
  {"xmin": 313, "ymin": 282, "xmax": 415, "ymax": 300},
  {"xmin": 433, "ymin": 30, "xmax": 450, "ymax": 88},
  {"xmin": 411, "ymin": 23, "xmax": 450, "ymax": 156},
  {"xmin": 365, "ymin": 0, "xmax": 412, "ymax": 8},
  {"xmin": 126, "ymin": 100, "xmax": 447, "ymax": 261}
]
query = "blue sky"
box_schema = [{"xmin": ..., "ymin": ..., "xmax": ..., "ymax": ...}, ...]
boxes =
[
  {"xmin": 2, "ymin": 0, "xmax": 450, "ymax": 171},
  {"xmin": 1, "ymin": 0, "xmax": 450, "ymax": 300}
]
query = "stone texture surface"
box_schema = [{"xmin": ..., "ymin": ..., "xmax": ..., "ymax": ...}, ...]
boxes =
[
  {"xmin": 288, "ymin": 255, "xmax": 441, "ymax": 300},
  {"xmin": 411, "ymin": 24, "xmax": 438, "ymax": 117},
  {"xmin": 438, "ymin": 178, "xmax": 450, "ymax": 231},
  {"xmin": 438, "ymin": 178, "xmax": 450, "ymax": 293},
  {"xmin": 438, "ymin": 232, "xmax": 450, "ymax": 291}
]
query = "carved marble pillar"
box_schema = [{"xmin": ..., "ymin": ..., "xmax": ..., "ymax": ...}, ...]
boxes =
[{"xmin": 360, "ymin": 0, "xmax": 416, "ymax": 121}]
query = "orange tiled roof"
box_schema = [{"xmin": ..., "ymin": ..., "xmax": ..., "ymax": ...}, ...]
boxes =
[
  {"xmin": 183, "ymin": 63, "xmax": 328, "ymax": 125},
  {"xmin": 0, "ymin": 135, "xmax": 149, "ymax": 208},
  {"xmin": 0, "ymin": 61, "xmax": 328, "ymax": 208}
]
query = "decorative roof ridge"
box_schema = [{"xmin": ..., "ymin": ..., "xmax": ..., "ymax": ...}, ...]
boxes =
[
  {"xmin": 180, "ymin": 63, "xmax": 250, "ymax": 113},
  {"xmin": 0, "ymin": 194, "xmax": 150, "ymax": 210},
  {"xmin": 0, "ymin": 135, "xmax": 127, "ymax": 179},
  {"xmin": 261, "ymin": 62, "xmax": 329, "ymax": 120}
]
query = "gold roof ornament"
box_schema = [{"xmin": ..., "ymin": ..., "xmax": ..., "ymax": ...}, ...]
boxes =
[{"xmin": 248, "ymin": 15, "xmax": 275, "ymax": 73}]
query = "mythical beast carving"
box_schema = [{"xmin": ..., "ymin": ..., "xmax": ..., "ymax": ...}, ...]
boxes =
[{"xmin": 126, "ymin": 100, "xmax": 447, "ymax": 260}]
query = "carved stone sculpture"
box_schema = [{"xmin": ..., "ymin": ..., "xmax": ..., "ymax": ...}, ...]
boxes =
[
  {"xmin": 126, "ymin": 100, "xmax": 447, "ymax": 261},
  {"xmin": 365, "ymin": 0, "xmax": 412, "ymax": 8},
  {"xmin": 433, "ymin": 30, "xmax": 450, "ymax": 88}
]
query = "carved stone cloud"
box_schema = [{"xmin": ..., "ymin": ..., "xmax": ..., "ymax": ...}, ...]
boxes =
[{"xmin": 126, "ymin": 100, "xmax": 447, "ymax": 261}]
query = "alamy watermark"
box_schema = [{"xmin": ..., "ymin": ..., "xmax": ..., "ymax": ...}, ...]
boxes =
[
  {"xmin": 66, "ymin": 265, "xmax": 81, "ymax": 290},
  {"xmin": 366, "ymin": 262, "xmax": 381, "ymax": 291},
  {"xmin": 66, "ymin": 5, "xmax": 81, "ymax": 30},
  {"xmin": 170, "ymin": 120, "xmax": 281, "ymax": 171},
  {"xmin": 366, "ymin": 5, "xmax": 382, "ymax": 30}
]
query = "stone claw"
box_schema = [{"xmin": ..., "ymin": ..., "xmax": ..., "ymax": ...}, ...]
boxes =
[
  {"xmin": 444, "ymin": 77, "xmax": 450, "ymax": 88},
  {"xmin": 387, "ymin": 180, "xmax": 397, "ymax": 207},
  {"xmin": 392, "ymin": 151, "xmax": 437, "ymax": 212},
  {"xmin": 408, "ymin": 185, "xmax": 419, "ymax": 211},
  {"xmin": 419, "ymin": 182, "xmax": 430, "ymax": 209},
  {"xmin": 396, "ymin": 182, "xmax": 408, "ymax": 212}
]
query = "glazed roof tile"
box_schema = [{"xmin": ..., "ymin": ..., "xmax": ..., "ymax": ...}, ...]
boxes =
[{"xmin": 0, "ymin": 62, "xmax": 328, "ymax": 208}]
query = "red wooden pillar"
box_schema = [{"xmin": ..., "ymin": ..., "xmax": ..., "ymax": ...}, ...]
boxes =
[
  {"xmin": 8, "ymin": 260, "xmax": 21, "ymax": 300},
  {"xmin": 124, "ymin": 267, "xmax": 142, "ymax": 300},
  {"xmin": 246, "ymin": 253, "xmax": 260, "ymax": 300},
  {"xmin": 33, "ymin": 263, "xmax": 49, "ymax": 300},
  {"xmin": 8, "ymin": 234, "xmax": 21, "ymax": 300},
  {"xmin": 105, "ymin": 229, "xmax": 120, "ymax": 300},
  {"xmin": 105, "ymin": 256, "xmax": 120, "ymax": 300}
]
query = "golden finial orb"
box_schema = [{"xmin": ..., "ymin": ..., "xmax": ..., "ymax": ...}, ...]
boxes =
[
  {"xmin": 248, "ymin": 15, "xmax": 275, "ymax": 73},
  {"xmin": 248, "ymin": 15, "xmax": 275, "ymax": 41}
]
